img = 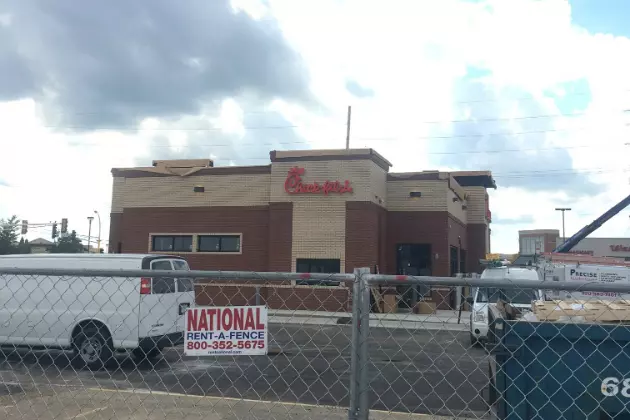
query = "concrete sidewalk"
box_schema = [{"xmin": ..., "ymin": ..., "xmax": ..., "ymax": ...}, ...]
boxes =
[
  {"xmin": 268, "ymin": 309, "xmax": 470, "ymax": 331},
  {"xmin": 0, "ymin": 385, "xmax": 480, "ymax": 419}
]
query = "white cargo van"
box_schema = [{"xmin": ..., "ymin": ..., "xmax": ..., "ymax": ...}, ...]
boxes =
[
  {"xmin": 0, "ymin": 253, "xmax": 195, "ymax": 369},
  {"xmin": 467, "ymin": 266, "xmax": 540, "ymax": 345}
]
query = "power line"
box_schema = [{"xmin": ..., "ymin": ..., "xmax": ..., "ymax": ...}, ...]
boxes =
[
  {"xmin": 68, "ymin": 123, "xmax": 630, "ymax": 151},
  {"xmin": 40, "ymin": 108, "xmax": 630, "ymax": 134},
  {"xmin": 36, "ymin": 86, "xmax": 630, "ymax": 117},
  {"xmin": 43, "ymin": 122, "xmax": 347, "ymax": 132},
  {"xmin": 183, "ymin": 143, "xmax": 622, "ymax": 160}
]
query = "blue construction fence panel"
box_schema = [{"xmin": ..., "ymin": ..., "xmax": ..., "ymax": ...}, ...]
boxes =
[{"xmin": 494, "ymin": 320, "xmax": 630, "ymax": 419}]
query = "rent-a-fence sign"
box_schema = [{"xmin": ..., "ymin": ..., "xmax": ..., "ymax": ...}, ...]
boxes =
[{"xmin": 185, "ymin": 306, "xmax": 268, "ymax": 356}]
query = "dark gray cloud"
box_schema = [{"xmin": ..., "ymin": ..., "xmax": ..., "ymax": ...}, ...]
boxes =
[
  {"xmin": 0, "ymin": 0, "xmax": 314, "ymax": 130},
  {"xmin": 427, "ymin": 78, "xmax": 603, "ymax": 197},
  {"xmin": 492, "ymin": 214, "xmax": 534, "ymax": 225},
  {"xmin": 345, "ymin": 80, "xmax": 375, "ymax": 98}
]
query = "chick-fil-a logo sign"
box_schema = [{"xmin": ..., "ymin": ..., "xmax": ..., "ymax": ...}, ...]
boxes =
[{"xmin": 284, "ymin": 167, "xmax": 353, "ymax": 195}]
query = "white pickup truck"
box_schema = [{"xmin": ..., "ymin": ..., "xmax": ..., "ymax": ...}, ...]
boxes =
[{"xmin": 467, "ymin": 266, "xmax": 540, "ymax": 345}]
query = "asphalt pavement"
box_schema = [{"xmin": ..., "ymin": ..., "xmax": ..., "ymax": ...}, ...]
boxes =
[{"xmin": 0, "ymin": 324, "xmax": 490, "ymax": 419}]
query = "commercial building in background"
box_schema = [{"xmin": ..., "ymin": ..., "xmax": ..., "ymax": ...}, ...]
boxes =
[
  {"xmin": 513, "ymin": 229, "xmax": 561, "ymax": 266},
  {"xmin": 109, "ymin": 149, "xmax": 495, "ymax": 311},
  {"xmin": 515, "ymin": 229, "xmax": 630, "ymax": 264},
  {"xmin": 519, "ymin": 229, "xmax": 560, "ymax": 255},
  {"xmin": 554, "ymin": 237, "xmax": 630, "ymax": 260}
]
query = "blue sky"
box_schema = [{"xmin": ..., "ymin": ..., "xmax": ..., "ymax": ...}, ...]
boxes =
[{"xmin": 571, "ymin": 0, "xmax": 630, "ymax": 37}]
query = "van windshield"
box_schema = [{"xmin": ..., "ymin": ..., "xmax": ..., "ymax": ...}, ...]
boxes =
[
  {"xmin": 477, "ymin": 287, "xmax": 535, "ymax": 304},
  {"xmin": 504, "ymin": 288, "xmax": 536, "ymax": 304}
]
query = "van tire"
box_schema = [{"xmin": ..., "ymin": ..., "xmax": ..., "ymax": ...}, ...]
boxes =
[
  {"xmin": 72, "ymin": 325, "xmax": 113, "ymax": 370},
  {"xmin": 132, "ymin": 347, "xmax": 161, "ymax": 362}
]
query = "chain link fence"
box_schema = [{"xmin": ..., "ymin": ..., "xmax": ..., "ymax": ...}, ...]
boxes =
[{"xmin": 0, "ymin": 265, "xmax": 629, "ymax": 419}]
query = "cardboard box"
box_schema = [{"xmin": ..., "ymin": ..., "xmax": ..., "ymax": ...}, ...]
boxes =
[
  {"xmin": 382, "ymin": 295, "xmax": 398, "ymax": 313},
  {"xmin": 532, "ymin": 299, "xmax": 630, "ymax": 322},
  {"xmin": 414, "ymin": 301, "xmax": 436, "ymax": 314}
]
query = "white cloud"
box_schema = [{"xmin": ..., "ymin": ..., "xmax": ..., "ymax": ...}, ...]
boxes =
[{"xmin": 3, "ymin": 0, "xmax": 630, "ymax": 254}]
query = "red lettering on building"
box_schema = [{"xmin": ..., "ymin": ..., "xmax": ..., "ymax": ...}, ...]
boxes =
[
  {"xmin": 284, "ymin": 167, "xmax": 353, "ymax": 195},
  {"xmin": 565, "ymin": 250, "xmax": 594, "ymax": 256},
  {"xmin": 610, "ymin": 245, "xmax": 630, "ymax": 252}
]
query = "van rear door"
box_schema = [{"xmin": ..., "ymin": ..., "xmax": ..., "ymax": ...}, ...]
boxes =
[
  {"xmin": 172, "ymin": 259, "xmax": 195, "ymax": 332},
  {"xmin": 138, "ymin": 259, "xmax": 181, "ymax": 340}
]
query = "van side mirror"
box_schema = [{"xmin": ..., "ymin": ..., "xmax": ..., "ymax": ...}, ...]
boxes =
[{"xmin": 466, "ymin": 296, "xmax": 474, "ymax": 305}]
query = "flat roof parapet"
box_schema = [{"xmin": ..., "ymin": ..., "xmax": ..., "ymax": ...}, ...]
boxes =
[{"xmin": 269, "ymin": 148, "xmax": 393, "ymax": 172}]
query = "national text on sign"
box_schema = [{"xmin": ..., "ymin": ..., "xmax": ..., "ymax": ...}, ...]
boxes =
[{"xmin": 187, "ymin": 307, "xmax": 264, "ymax": 332}]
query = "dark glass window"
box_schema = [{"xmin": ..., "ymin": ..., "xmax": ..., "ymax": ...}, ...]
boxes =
[
  {"xmin": 197, "ymin": 235, "xmax": 241, "ymax": 253},
  {"xmin": 151, "ymin": 235, "xmax": 193, "ymax": 252},
  {"xmin": 295, "ymin": 258, "xmax": 341, "ymax": 286},
  {"xmin": 173, "ymin": 259, "xmax": 194, "ymax": 292},
  {"xmin": 150, "ymin": 260, "xmax": 175, "ymax": 294}
]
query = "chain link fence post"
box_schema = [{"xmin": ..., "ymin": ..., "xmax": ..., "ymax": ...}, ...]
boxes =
[
  {"xmin": 357, "ymin": 267, "xmax": 372, "ymax": 420},
  {"xmin": 348, "ymin": 268, "xmax": 363, "ymax": 420}
]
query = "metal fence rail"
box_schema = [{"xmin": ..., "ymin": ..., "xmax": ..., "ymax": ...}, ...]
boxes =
[{"xmin": 0, "ymin": 267, "xmax": 628, "ymax": 419}]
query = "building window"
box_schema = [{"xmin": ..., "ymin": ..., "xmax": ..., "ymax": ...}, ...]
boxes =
[
  {"xmin": 152, "ymin": 235, "xmax": 193, "ymax": 252},
  {"xmin": 296, "ymin": 258, "xmax": 341, "ymax": 286},
  {"xmin": 520, "ymin": 236, "xmax": 544, "ymax": 254},
  {"xmin": 197, "ymin": 235, "xmax": 241, "ymax": 253}
]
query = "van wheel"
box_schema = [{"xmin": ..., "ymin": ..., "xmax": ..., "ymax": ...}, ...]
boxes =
[
  {"xmin": 470, "ymin": 333, "xmax": 478, "ymax": 347},
  {"xmin": 72, "ymin": 327, "xmax": 113, "ymax": 370}
]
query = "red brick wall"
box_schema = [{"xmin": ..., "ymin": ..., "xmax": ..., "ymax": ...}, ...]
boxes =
[
  {"xmin": 544, "ymin": 233, "xmax": 560, "ymax": 252},
  {"xmin": 196, "ymin": 284, "xmax": 350, "ymax": 312},
  {"xmin": 268, "ymin": 203, "xmax": 293, "ymax": 272},
  {"xmin": 345, "ymin": 202, "xmax": 387, "ymax": 273},
  {"xmin": 386, "ymin": 211, "xmax": 449, "ymax": 276},
  {"xmin": 448, "ymin": 215, "xmax": 467, "ymax": 252},
  {"xmin": 118, "ymin": 206, "xmax": 271, "ymax": 271}
]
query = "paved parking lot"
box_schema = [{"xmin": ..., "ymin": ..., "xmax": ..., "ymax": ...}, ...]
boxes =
[{"xmin": 0, "ymin": 324, "xmax": 490, "ymax": 419}]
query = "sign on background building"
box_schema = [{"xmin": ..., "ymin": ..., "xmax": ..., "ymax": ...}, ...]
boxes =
[
  {"xmin": 185, "ymin": 306, "xmax": 268, "ymax": 356},
  {"xmin": 554, "ymin": 237, "xmax": 630, "ymax": 259}
]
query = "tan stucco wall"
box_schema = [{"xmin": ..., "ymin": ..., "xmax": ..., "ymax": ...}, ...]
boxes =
[
  {"xmin": 271, "ymin": 159, "xmax": 387, "ymax": 273},
  {"xmin": 447, "ymin": 188, "xmax": 467, "ymax": 225},
  {"xmin": 270, "ymin": 160, "xmax": 386, "ymax": 206},
  {"xmin": 290, "ymin": 201, "xmax": 346, "ymax": 272},
  {"xmin": 386, "ymin": 180, "xmax": 448, "ymax": 211},
  {"xmin": 110, "ymin": 173, "xmax": 271, "ymax": 212},
  {"xmin": 463, "ymin": 186, "xmax": 487, "ymax": 224}
]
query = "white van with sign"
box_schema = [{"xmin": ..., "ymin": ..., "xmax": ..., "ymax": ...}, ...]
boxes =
[
  {"xmin": 467, "ymin": 267, "xmax": 540, "ymax": 345},
  {"xmin": 0, "ymin": 253, "xmax": 195, "ymax": 369},
  {"xmin": 539, "ymin": 262, "xmax": 630, "ymax": 301}
]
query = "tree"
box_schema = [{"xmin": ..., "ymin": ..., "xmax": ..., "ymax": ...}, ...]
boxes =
[
  {"xmin": 51, "ymin": 230, "xmax": 84, "ymax": 253},
  {"xmin": 0, "ymin": 215, "xmax": 20, "ymax": 255},
  {"xmin": 17, "ymin": 237, "xmax": 30, "ymax": 254}
]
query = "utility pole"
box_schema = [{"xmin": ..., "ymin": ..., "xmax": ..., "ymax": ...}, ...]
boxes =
[
  {"xmin": 87, "ymin": 216, "xmax": 94, "ymax": 253},
  {"xmin": 345, "ymin": 105, "xmax": 352, "ymax": 150},
  {"xmin": 555, "ymin": 207, "xmax": 571, "ymax": 242},
  {"xmin": 94, "ymin": 210, "xmax": 101, "ymax": 253}
]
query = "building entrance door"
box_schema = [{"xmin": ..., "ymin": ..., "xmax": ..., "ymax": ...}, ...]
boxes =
[{"xmin": 396, "ymin": 244, "xmax": 432, "ymax": 311}]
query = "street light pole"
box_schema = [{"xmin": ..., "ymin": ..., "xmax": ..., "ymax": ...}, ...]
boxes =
[
  {"xmin": 94, "ymin": 211, "xmax": 101, "ymax": 253},
  {"xmin": 555, "ymin": 207, "xmax": 572, "ymax": 242},
  {"xmin": 87, "ymin": 216, "xmax": 94, "ymax": 253}
]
